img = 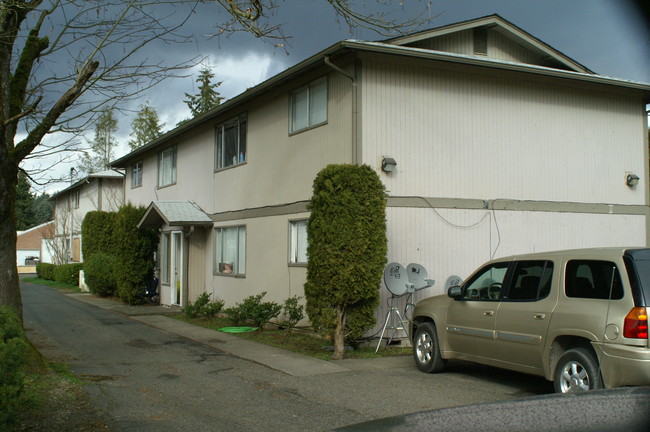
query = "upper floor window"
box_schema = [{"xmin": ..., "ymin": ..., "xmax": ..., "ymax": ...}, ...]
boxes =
[
  {"xmin": 215, "ymin": 114, "xmax": 247, "ymax": 170},
  {"xmin": 289, "ymin": 220, "xmax": 308, "ymax": 265},
  {"xmin": 72, "ymin": 190, "xmax": 80, "ymax": 208},
  {"xmin": 289, "ymin": 77, "xmax": 327, "ymax": 133},
  {"xmin": 214, "ymin": 226, "xmax": 246, "ymax": 276},
  {"xmin": 132, "ymin": 161, "xmax": 143, "ymax": 188},
  {"xmin": 158, "ymin": 145, "xmax": 177, "ymax": 187}
]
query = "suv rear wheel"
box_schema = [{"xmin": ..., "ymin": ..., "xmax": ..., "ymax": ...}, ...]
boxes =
[
  {"xmin": 554, "ymin": 347, "xmax": 603, "ymax": 393},
  {"xmin": 413, "ymin": 322, "xmax": 446, "ymax": 373}
]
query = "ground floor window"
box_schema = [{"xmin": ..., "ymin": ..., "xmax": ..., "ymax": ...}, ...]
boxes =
[
  {"xmin": 214, "ymin": 226, "xmax": 246, "ymax": 275},
  {"xmin": 160, "ymin": 232, "xmax": 170, "ymax": 284},
  {"xmin": 289, "ymin": 220, "xmax": 308, "ymax": 264}
]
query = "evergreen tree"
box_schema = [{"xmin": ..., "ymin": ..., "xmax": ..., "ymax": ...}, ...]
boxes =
[
  {"xmin": 79, "ymin": 108, "xmax": 118, "ymax": 174},
  {"xmin": 32, "ymin": 193, "xmax": 54, "ymax": 225},
  {"xmin": 15, "ymin": 173, "xmax": 36, "ymax": 231},
  {"xmin": 304, "ymin": 164, "xmax": 387, "ymax": 360},
  {"xmin": 128, "ymin": 104, "xmax": 164, "ymax": 151},
  {"xmin": 183, "ymin": 67, "xmax": 224, "ymax": 118}
]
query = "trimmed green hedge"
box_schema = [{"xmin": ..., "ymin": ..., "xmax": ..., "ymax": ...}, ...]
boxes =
[
  {"xmin": 81, "ymin": 211, "xmax": 117, "ymax": 260},
  {"xmin": 0, "ymin": 307, "xmax": 28, "ymax": 428},
  {"xmin": 304, "ymin": 164, "xmax": 387, "ymax": 358},
  {"xmin": 54, "ymin": 263, "xmax": 83, "ymax": 286},
  {"xmin": 84, "ymin": 253, "xmax": 117, "ymax": 297},
  {"xmin": 113, "ymin": 204, "xmax": 159, "ymax": 305},
  {"xmin": 36, "ymin": 262, "xmax": 56, "ymax": 281}
]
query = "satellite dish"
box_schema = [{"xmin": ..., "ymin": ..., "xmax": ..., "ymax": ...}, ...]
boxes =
[
  {"xmin": 406, "ymin": 263, "xmax": 434, "ymax": 291},
  {"xmin": 445, "ymin": 275, "xmax": 463, "ymax": 291},
  {"xmin": 384, "ymin": 263, "xmax": 410, "ymax": 296}
]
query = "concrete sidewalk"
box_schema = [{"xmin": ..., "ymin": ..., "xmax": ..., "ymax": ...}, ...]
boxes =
[{"xmin": 66, "ymin": 291, "xmax": 413, "ymax": 377}]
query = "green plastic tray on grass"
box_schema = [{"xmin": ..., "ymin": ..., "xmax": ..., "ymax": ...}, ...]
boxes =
[{"xmin": 218, "ymin": 326, "xmax": 258, "ymax": 333}]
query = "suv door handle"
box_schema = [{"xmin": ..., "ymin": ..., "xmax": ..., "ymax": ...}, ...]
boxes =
[
  {"xmin": 483, "ymin": 311, "xmax": 495, "ymax": 316},
  {"xmin": 533, "ymin": 313, "xmax": 546, "ymax": 320}
]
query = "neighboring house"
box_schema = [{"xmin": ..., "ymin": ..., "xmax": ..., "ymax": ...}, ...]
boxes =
[
  {"xmin": 16, "ymin": 221, "xmax": 55, "ymax": 269},
  {"xmin": 111, "ymin": 15, "xmax": 650, "ymax": 334},
  {"xmin": 49, "ymin": 170, "xmax": 124, "ymax": 264}
]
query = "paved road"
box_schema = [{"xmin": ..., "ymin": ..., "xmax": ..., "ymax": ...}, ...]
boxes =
[{"xmin": 21, "ymin": 282, "xmax": 553, "ymax": 432}]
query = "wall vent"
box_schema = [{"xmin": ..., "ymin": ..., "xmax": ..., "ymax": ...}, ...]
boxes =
[{"xmin": 473, "ymin": 27, "xmax": 488, "ymax": 56}]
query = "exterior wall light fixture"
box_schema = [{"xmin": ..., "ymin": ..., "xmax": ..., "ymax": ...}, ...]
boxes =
[
  {"xmin": 626, "ymin": 173, "xmax": 640, "ymax": 187},
  {"xmin": 382, "ymin": 157, "xmax": 397, "ymax": 173}
]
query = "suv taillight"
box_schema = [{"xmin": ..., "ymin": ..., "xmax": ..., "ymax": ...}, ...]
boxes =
[{"xmin": 624, "ymin": 307, "xmax": 648, "ymax": 339}]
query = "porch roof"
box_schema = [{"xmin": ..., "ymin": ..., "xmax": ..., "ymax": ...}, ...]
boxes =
[{"xmin": 138, "ymin": 201, "xmax": 213, "ymax": 229}]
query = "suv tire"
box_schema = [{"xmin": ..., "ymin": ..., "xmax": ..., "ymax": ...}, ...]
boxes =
[
  {"xmin": 554, "ymin": 347, "xmax": 603, "ymax": 393},
  {"xmin": 413, "ymin": 322, "xmax": 446, "ymax": 373}
]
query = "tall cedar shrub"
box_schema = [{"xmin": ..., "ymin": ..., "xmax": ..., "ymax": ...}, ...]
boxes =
[
  {"xmin": 112, "ymin": 204, "xmax": 159, "ymax": 305},
  {"xmin": 84, "ymin": 252, "xmax": 118, "ymax": 297},
  {"xmin": 304, "ymin": 164, "xmax": 387, "ymax": 359},
  {"xmin": 81, "ymin": 211, "xmax": 117, "ymax": 260}
]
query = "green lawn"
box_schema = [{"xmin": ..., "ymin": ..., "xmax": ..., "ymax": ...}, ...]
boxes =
[{"xmin": 173, "ymin": 315, "xmax": 411, "ymax": 360}]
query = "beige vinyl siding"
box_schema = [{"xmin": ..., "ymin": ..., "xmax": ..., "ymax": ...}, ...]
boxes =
[
  {"xmin": 210, "ymin": 71, "xmax": 354, "ymax": 213},
  {"xmin": 488, "ymin": 30, "xmax": 546, "ymax": 64},
  {"xmin": 207, "ymin": 213, "xmax": 309, "ymax": 307},
  {"xmin": 368, "ymin": 206, "xmax": 647, "ymax": 336},
  {"xmin": 360, "ymin": 59, "xmax": 646, "ymax": 206},
  {"xmin": 407, "ymin": 30, "xmax": 473, "ymax": 55}
]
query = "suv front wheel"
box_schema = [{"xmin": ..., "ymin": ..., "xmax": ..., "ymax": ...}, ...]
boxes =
[
  {"xmin": 413, "ymin": 322, "xmax": 447, "ymax": 373},
  {"xmin": 554, "ymin": 347, "xmax": 603, "ymax": 393}
]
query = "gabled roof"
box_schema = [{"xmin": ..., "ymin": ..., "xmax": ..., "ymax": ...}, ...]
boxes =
[
  {"xmin": 110, "ymin": 16, "xmax": 649, "ymax": 169},
  {"xmin": 384, "ymin": 14, "xmax": 593, "ymax": 74},
  {"xmin": 50, "ymin": 169, "xmax": 124, "ymax": 200},
  {"xmin": 138, "ymin": 201, "xmax": 213, "ymax": 229}
]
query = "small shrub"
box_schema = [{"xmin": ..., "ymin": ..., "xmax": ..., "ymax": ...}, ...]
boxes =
[
  {"xmin": 84, "ymin": 253, "xmax": 117, "ymax": 297},
  {"xmin": 54, "ymin": 263, "xmax": 83, "ymax": 286},
  {"xmin": 223, "ymin": 306, "xmax": 248, "ymax": 326},
  {"xmin": 36, "ymin": 262, "xmax": 56, "ymax": 281},
  {"xmin": 240, "ymin": 292, "xmax": 282, "ymax": 331},
  {"xmin": 182, "ymin": 293, "xmax": 225, "ymax": 319},
  {"xmin": 0, "ymin": 307, "xmax": 29, "ymax": 428},
  {"xmin": 282, "ymin": 296, "xmax": 305, "ymax": 333},
  {"xmin": 201, "ymin": 299, "xmax": 224, "ymax": 318}
]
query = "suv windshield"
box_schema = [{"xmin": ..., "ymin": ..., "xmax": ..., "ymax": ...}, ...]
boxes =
[{"xmin": 624, "ymin": 249, "xmax": 650, "ymax": 307}]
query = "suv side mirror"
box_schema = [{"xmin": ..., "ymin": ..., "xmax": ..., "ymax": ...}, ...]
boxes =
[{"xmin": 448, "ymin": 285, "xmax": 463, "ymax": 299}]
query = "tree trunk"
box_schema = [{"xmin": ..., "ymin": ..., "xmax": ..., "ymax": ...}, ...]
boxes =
[
  {"xmin": 331, "ymin": 306, "xmax": 346, "ymax": 360},
  {"xmin": 0, "ymin": 158, "xmax": 22, "ymax": 318}
]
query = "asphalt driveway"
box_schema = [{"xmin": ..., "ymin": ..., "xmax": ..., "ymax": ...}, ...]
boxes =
[{"xmin": 21, "ymin": 281, "xmax": 553, "ymax": 431}]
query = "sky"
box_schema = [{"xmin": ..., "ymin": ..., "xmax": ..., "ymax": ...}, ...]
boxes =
[{"xmin": 24, "ymin": 0, "xmax": 650, "ymax": 195}]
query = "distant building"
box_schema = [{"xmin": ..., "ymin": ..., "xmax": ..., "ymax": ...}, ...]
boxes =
[
  {"xmin": 49, "ymin": 170, "xmax": 124, "ymax": 263},
  {"xmin": 16, "ymin": 221, "xmax": 55, "ymax": 270}
]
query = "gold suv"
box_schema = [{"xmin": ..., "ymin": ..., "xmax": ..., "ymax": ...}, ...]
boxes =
[{"xmin": 411, "ymin": 248, "xmax": 650, "ymax": 393}]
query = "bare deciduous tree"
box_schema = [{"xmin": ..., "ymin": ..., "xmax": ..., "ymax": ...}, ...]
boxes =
[
  {"xmin": 1, "ymin": 0, "xmax": 434, "ymax": 316},
  {"xmin": 0, "ymin": 0, "xmax": 199, "ymax": 315}
]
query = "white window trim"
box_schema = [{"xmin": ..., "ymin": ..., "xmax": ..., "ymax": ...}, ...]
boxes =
[
  {"xmin": 160, "ymin": 232, "xmax": 171, "ymax": 285},
  {"xmin": 131, "ymin": 160, "xmax": 143, "ymax": 188},
  {"xmin": 158, "ymin": 145, "xmax": 177, "ymax": 188},
  {"xmin": 288, "ymin": 219, "xmax": 308, "ymax": 265}
]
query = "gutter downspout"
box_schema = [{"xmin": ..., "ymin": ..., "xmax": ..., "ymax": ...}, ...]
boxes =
[{"xmin": 324, "ymin": 55, "xmax": 359, "ymax": 165}]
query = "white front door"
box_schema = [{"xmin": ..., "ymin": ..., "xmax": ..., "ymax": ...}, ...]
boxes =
[{"xmin": 171, "ymin": 231, "xmax": 183, "ymax": 306}]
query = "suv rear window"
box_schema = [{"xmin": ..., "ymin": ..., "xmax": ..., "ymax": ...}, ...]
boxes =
[
  {"xmin": 624, "ymin": 249, "xmax": 650, "ymax": 307},
  {"xmin": 565, "ymin": 260, "xmax": 623, "ymax": 300}
]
